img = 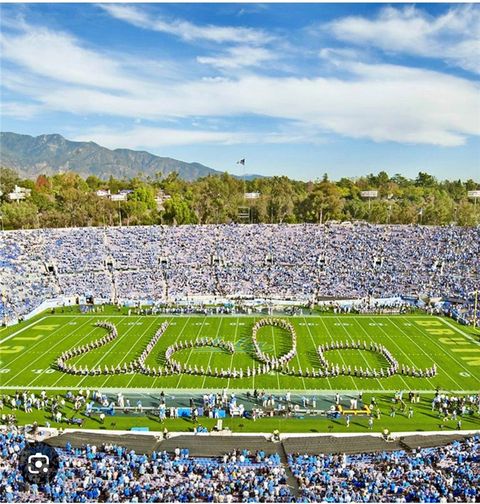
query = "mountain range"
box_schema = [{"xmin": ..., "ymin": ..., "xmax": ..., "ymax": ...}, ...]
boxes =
[{"xmin": 0, "ymin": 132, "xmax": 248, "ymax": 181}]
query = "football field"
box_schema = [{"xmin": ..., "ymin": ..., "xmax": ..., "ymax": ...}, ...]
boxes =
[{"xmin": 1, "ymin": 311, "xmax": 479, "ymax": 393}]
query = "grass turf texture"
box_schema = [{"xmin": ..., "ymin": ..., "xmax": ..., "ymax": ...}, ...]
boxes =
[
  {"xmin": 1, "ymin": 390, "xmax": 480, "ymax": 434},
  {"xmin": 1, "ymin": 309, "xmax": 479, "ymax": 393}
]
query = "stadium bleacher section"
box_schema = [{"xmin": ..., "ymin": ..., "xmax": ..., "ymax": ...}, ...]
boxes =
[
  {"xmin": 0, "ymin": 427, "xmax": 478, "ymax": 502},
  {"xmin": 1, "ymin": 224, "xmax": 479, "ymax": 322}
]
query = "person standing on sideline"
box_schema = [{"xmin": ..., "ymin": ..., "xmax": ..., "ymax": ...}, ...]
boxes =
[{"xmin": 368, "ymin": 416, "xmax": 374, "ymax": 430}]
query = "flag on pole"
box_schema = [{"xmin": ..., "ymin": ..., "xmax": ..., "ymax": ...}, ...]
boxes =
[{"xmin": 237, "ymin": 159, "xmax": 245, "ymax": 165}]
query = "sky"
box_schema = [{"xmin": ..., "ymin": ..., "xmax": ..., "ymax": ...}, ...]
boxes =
[{"xmin": 0, "ymin": 2, "xmax": 479, "ymax": 181}]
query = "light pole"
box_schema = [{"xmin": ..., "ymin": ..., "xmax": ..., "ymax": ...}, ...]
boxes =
[{"xmin": 468, "ymin": 190, "xmax": 480, "ymax": 226}]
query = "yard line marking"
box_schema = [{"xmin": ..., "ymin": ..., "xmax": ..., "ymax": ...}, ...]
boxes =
[
  {"xmin": 398, "ymin": 317, "xmax": 480, "ymax": 387},
  {"xmin": 226, "ymin": 317, "xmax": 240, "ymax": 390},
  {"xmin": 334, "ymin": 316, "xmax": 385, "ymax": 391},
  {"xmin": 28, "ymin": 322, "xmax": 104, "ymax": 388},
  {"xmin": 152, "ymin": 317, "xmax": 189, "ymax": 389},
  {"xmin": 74, "ymin": 317, "xmax": 143, "ymax": 388},
  {"xmin": 123, "ymin": 318, "xmax": 163, "ymax": 388},
  {"xmin": 0, "ymin": 317, "xmax": 47, "ymax": 344},
  {"xmin": 352, "ymin": 318, "xmax": 410, "ymax": 390},
  {"xmin": 271, "ymin": 323, "xmax": 281, "ymax": 390},
  {"xmin": 387, "ymin": 317, "xmax": 462, "ymax": 389},
  {"xmin": 175, "ymin": 318, "xmax": 208, "ymax": 388},
  {"xmin": 201, "ymin": 318, "xmax": 224, "ymax": 388},
  {"xmin": 3, "ymin": 315, "xmax": 89, "ymax": 385},
  {"xmin": 301, "ymin": 317, "xmax": 324, "ymax": 390},
  {"xmin": 369, "ymin": 316, "xmax": 437, "ymax": 389},
  {"xmin": 438, "ymin": 318, "xmax": 480, "ymax": 346},
  {"xmin": 318, "ymin": 317, "xmax": 358, "ymax": 391}
]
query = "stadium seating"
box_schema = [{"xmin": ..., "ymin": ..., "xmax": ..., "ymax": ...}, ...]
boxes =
[
  {"xmin": 1, "ymin": 224, "xmax": 479, "ymax": 322},
  {"xmin": 0, "ymin": 427, "xmax": 477, "ymax": 502}
]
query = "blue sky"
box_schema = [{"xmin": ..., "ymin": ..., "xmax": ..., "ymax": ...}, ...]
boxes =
[{"xmin": 0, "ymin": 3, "xmax": 479, "ymax": 181}]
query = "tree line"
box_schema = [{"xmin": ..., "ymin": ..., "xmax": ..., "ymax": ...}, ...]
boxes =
[{"xmin": 0, "ymin": 167, "xmax": 478, "ymax": 229}]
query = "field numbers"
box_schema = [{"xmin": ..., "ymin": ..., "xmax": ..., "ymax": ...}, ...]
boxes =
[
  {"xmin": 31, "ymin": 368, "xmax": 55, "ymax": 374},
  {"xmin": 0, "ymin": 345, "xmax": 24, "ymax": 354}
]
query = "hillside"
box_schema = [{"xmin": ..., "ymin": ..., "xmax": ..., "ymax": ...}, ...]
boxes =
[{"xmin": 0, "ymin": 132, "xmax": 222, "ymax": 181}]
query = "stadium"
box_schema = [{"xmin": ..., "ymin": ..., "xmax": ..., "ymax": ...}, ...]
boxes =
[
  {"xmin": 1, "ymin": 222, "xmax": 479, "ymax": 501},
  {"xmin": 1, "ymin": 1, "xmax": 480, "ymax": 502}
]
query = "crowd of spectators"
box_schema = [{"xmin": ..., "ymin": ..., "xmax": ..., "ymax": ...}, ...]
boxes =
[
  {"xmin": 289, "ymin": 435, "xmax": 479, "ymax": 502},
  {"xmin": 1, "ymin": 224, "xmax": 479, "ymax": 322},
  {"xmin": 0, "ymin": 427, "xmax": 292, "ymax": 502},
  {"xmin": 0, "ymin": 425, "xmax": 478, "ymax": 502}
]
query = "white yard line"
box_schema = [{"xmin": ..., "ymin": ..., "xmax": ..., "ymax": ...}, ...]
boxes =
[
  {"xmin": 317, "ymin": 317, "xmax": 358, "ymax": 391},
  {"xmin": 29, "ymin": 322, "xmax": 105, "ymax": 388},
  {"xmin": 226, "ymin": 317, "xmax": 240, "ymax": 390},
  {"xmin": 397, "ymin": 317, "xmax": 480, "ymax": 388},
  {"xmin": 3, "ymin": 316, "xmax": 89, "ymax": 385},
  {"xmin": 438, "ymin": 317, "xmax": 480, "ymax": 346},
  {"xmin": 2, "ymin": 316, "xmax": 82, "ymax": 368},
  {"xmin": 123, "ymin": 318, "xmax": 164, "ymax": 388},
  {"xmin": 0, "ymin": 317, "xmax": 47, "ymax": 344},
  {"xmin": 74, "ymin": 317, "xmax": 143, "ymax": 388},
  {"xmin": 335, "ymin": 316, "xmax": 385, "ymax": 391},
  {"xmin": 388, "ymin": 317, "xmax": 465, "ymax": 390},
  {"xmin": 300, "ymin": 317, "xmax": 322, "ymax": 390},
  {"xmin": 201, "ymin": 318, "xmax": 224, "ymax": 388},
  {"xmin": 352, "ymin": 318, "xmax": 410, "ymax": 390},
  {"xmin": 152, "ymin": 317, "xmax": 190, "ymax": 389},
  {"xmin": 270, "ymin": 324, "xmax": 281, "ymax": 389},
  {"xmin": 175, "ymin": 318, "xmax": 208, "ymax": 388}
]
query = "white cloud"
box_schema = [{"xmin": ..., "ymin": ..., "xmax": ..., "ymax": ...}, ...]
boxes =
[
  {"xmin": 0, "ymin": 28, "xmax": 141, "ymax": 92},
  {"xmin": 73, "ymin": 125, "xmax": 323, "ymax": 150},
  {"xmin": 1, "ymin": 16, "xmax": 479, "ymax": 148},
  {"xmin": 197, "ymin": 46, "xmax": 276, "ymax": 69},
  {"xmin": 0, "ymin": 101, "xmax": 43, "ymax": 119},
  {"xmin": 329, "ymin": 5, "xmax": 480, "ymax": 74},
  {"xmin": 32, "ymin": 65, "xmax": 478, "ymax": 147},
  {"xmin": 73, "ymin": 127, "xmax": 244, "ymax": 149},
  {"xmin": 99, "ymin": 4, "xmax": 271, "ymax": 45}
]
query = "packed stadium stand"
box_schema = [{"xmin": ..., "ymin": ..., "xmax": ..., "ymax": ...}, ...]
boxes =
[
  {"xmin": 1, "ymin": 224, "xmax": 479, "ymax": 321},
  {"xmin": 0, "ymin": 427, "xmax": 478, "ymax": 502}
]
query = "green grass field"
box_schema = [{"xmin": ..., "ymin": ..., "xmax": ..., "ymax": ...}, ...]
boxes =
[{"xmin": 1, "ymin": 309, "xmax": 479, "ymax": 393}]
